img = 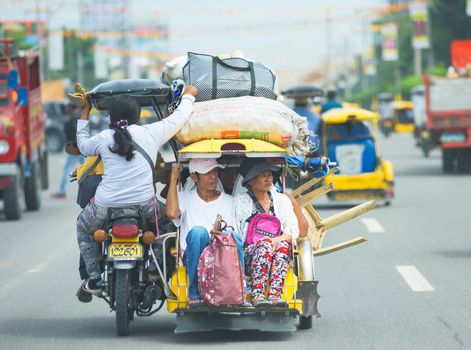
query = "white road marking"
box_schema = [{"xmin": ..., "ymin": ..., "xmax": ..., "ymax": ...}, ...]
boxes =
[
  {"xmin": 361, "ymin": 218, "xmax": 385, "ymax": 233},
  {"xmin": 396, "ymin": 265, "xmax": 435, "ymax": 292}
]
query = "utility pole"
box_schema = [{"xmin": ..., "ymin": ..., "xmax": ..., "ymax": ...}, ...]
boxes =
[
  {"xmin": 35, "ymin": 0, "xmax": 45, "ymax": 80},
  {"xmin": 414, "ymin": 48, "xmax": 423, "ymax": 76},
  {"xmin": 324, "ymin": 7, "xmax": 332, "ymax": 89},
  {"xmin": 426, "ymin": 0, "xmax": 434, "ymax": 72},
  {"xmin": 77, "ymin": 50, "xmax": 84, "ymax": 84}
]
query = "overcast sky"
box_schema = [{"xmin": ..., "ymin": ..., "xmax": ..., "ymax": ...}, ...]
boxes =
[{"xmin": 1, "ymin": 0, "xmax": 387, "ymax": 85}]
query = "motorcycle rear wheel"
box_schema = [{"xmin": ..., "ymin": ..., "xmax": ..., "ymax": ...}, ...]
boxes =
[{"xmin": 115, "ymin": 269, "xmax": 132, "ymax": 336}]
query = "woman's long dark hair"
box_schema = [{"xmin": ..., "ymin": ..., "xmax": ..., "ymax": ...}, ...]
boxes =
[{"xmin": 108, "ymin": 95, "xmax": 141, "ymax": 161}]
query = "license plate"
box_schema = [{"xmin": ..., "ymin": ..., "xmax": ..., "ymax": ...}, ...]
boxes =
[
  {"xmin": 108, "ymin": 243, "xmax": 143, "ymax": 260},
  {"xmin": 440, "ymin": 133, "xmax": 465, "ymax": 143},
  {"xmin": 334, "ymin": 192, "xmax": 383, "ymax": 201}
]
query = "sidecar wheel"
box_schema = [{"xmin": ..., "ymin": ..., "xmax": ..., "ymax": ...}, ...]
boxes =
[
  {"xmin": 115, "ymin": 269, "xmax": 131, "ymax": 336},
  {"xmin": 298, "ymin": 315, "xmax": 312, "ymax": 330}
]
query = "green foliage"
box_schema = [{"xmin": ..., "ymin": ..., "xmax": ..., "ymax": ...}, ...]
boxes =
[
  {"xmin": 354, "ymin": 0, "xmax": 471, "ymax": 104},
  {"xmin": 400, "ymin": 75, "xmax": 422, "ymax": 98},
  {"xmin": 428, "ymin": 64, "xmax": 447, "ymax": 76},
  {"xmin": 51, "ymin": 30, "xmax": 96, "ymax": 88},
  {"xmin": 429, "ymin": 0, "xmax": 471, "ymax": 67},
  {"xmin": 3, "ymin": 29, "xmax": 36, "ymax": 50}
]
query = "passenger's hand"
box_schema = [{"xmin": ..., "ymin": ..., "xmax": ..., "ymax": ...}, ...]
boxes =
[
  {"xmin": 210, "ymin": 228, "xmax": 222, "ymax": 236},
  {"xmin": 83, "ymin": 95, "xmax": 92, "ymax": 113},
  {"xmin": 65, "ymin": 142, "xmax": 81, "ymax": 155},
  {"xmin": 81, "ymin": 96, "xmax": 92, "ymax": 120},
  {"xmin": 183, "ymin": 85, "xmax": 198, "ymax": 97},
  {"xmin": 170, "ymin": 163, "xmax": 182, "ymax": 181},
  {"xmin": 270, "ymin": 234, "xmax": 291, "ymax": 252},
  {"xmin": 321, "ymin": 156, "xmax": 329, "ymax": 169}
]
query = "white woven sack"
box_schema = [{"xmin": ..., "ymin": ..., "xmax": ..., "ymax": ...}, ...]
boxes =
[{"xmin": 176, "ymin": 96, "xmax": 309, "ymax": 153}]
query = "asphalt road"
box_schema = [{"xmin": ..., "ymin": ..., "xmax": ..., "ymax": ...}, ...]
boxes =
[{"xmin": 0, "ymin": 133, "xmax": 470, "ymax": 350}]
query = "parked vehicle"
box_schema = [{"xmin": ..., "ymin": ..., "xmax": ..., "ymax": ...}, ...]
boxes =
[
  {"xmin": 44, "ymin": 101, "xmax": 68, "ymax": 153},
  {"xmin": 0, "ymin": 38, "xmax": 48, "ymax": 220},
  {"xmin": 45, "ymin": 101, "xmax": 109, "ymax": 152},
  {"xmin": 321, "ymin": 107, "xmax": 394, "ymax": 205}
]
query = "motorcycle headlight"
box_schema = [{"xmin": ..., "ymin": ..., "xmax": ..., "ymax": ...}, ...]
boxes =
[{"xmin": 0, "ymin": 140, "xmax": 10, "ymax": 155}]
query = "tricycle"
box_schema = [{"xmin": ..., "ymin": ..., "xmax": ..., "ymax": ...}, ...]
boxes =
[
  {"xmin": 78, "ymin": 79, "xmax": 377, "ymax": 335},
  {"xmin": 321, "ymin": 107, "xmax": 394, "ymax": 205},
  {"xmin": 161, "ymin": 137, "xmax": 376, "ymax": 333}
]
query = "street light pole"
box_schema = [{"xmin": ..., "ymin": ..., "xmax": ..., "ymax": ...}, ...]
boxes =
[
  {"xmin": 426, "ymin": 0, "xmax": 435, "ymax": 72},
  {"xmin": 35, "ymin": 0, "xmax": 46, "ymax": 81}
]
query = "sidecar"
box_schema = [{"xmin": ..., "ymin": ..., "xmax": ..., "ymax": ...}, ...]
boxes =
[{"xmin": 149, "ymin": 138, "xmax": 376, "ymax": 333}]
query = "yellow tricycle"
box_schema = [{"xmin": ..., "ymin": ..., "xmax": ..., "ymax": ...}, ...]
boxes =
[
  {"xmin": 152, "ymin": 138, "xmax": 376, "ymax": 333},
  {"xmin": 321, "ymin": 107, "xmax": 394, "ymax": 205},
  {"xmin": 392, "ymin": 100, "xmax": 415, "ymax": 133}
]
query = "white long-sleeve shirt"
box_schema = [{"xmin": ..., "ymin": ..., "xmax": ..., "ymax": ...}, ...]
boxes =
[{"xmin": 77, "ymin": 95, "xmax": 195, "ymax": 207}]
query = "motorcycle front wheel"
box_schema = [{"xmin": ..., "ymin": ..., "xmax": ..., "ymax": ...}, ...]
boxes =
[{"xmin": 115, "ymin": 269, "xmax": 132, "ymax": 336}]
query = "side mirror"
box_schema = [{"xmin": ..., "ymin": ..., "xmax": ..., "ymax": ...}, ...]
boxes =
[
  {"xmin": 17, "ymin": 87, "xmax": 28, "ymax": 106},
  {"xmin": 7, "ymin": 70, "xmax": 19, "ymax": 89}
]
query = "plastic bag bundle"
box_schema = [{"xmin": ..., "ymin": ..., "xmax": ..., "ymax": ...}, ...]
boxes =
[
  {"xmin": 290, "ymin": 114, "xmax": 312, "ymax": 155},
  {"xmin": 161, "ymin": 55, "xmax": 187, "ymax": 85},
  {"xmin": 175, "ymin": 96, "xmax": 309, "ymax": 153}
]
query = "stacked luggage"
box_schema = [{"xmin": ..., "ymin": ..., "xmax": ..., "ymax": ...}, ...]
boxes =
[{"xmin": 162, "ymin": 52, "xmax": 311, "ymax": 154}]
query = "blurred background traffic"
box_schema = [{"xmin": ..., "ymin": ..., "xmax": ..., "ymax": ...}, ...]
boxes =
[
  {"xmin": 1, "ymin": 0, "xmax": 470, "ymax": 154},
  {"xmin": 0, "ymin": 0, "xmax": 470, "ymax": 218}
]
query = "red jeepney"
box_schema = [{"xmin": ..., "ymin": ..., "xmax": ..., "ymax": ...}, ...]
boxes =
[{"xmin": 0, "ymin": 38, "xmax": 48, "ymax": 220}]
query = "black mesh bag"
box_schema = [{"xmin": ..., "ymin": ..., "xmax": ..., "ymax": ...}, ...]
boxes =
[{"xmin": 182, "ymin": 52, "xmax": 277, "ymax": 102}]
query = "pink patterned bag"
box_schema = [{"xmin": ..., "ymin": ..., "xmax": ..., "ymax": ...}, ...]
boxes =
[
  {"xmin": 245, "ymin": 213, "xmax": 282, "ymax": 245},
  {"xmin": 197, "ymin": 233, "xmax": 246, "ymax": 306}
]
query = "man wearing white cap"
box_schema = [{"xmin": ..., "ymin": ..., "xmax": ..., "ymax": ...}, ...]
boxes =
[{"xmin": 165, "ymin": 158, "xmax": 244, "ymax": 307}]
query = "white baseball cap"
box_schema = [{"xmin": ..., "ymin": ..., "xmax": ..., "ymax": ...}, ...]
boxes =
[{"xmin": 189, "ymin": 158, "xmax": 225, "ymax": 174}]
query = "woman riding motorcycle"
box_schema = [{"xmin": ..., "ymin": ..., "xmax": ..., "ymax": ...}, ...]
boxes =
[{"xmin": 76, "ymin": 86, "xmax": 198, "ymax": 295}]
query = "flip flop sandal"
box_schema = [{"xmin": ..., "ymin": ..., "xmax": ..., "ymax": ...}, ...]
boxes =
[
  {"xmin": 252, "ymin": 298, "xmax": 273, "ymax": 308},
  {"xmin": 269, "ymin": 298, "xmax": 288, "ymax": 308}
]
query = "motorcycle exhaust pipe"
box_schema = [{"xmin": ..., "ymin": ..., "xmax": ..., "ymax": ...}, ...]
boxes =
[{"xmin": 141, "ymin": 285, "xmax": 162, "ymax": 309}]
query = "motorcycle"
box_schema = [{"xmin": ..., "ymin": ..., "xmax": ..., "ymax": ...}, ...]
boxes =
[
  {"xmin": 379, "ymin": 118, "xmax": 394, "ymax": 137},
  {"xmin": 91, "ymin": 208, "xmax": 170, "ymax": 336}
]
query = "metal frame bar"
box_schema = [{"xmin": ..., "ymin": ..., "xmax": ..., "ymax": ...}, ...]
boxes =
[{"xmin": 150, "ymin": 231, "xmax": 178, "ymax": 299}]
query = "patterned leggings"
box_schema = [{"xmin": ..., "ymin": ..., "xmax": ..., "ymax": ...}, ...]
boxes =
[{"xmin": 244, "ymin": 239, "xmax": 292, "ymax": 300}]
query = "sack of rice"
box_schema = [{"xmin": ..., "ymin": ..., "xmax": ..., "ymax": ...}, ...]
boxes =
[{"xmin": 175, "ymin": 96, "xmax": 310, "ymax": 154}]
